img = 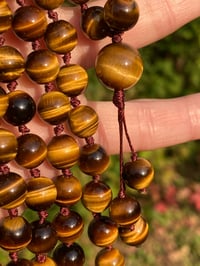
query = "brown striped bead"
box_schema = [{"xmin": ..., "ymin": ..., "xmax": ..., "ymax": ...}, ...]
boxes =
[
  {"xmin": 25, "ymin": 49, "xmax": 60, "ymax": 84},
  {"xmin": 47, "ymin": 135, "xmax": 80, "ymax": 169},
  {"xmin": 0, "ymin": 46, "xmax": 25, "ymax": 83},
  {"xmin": 82, "ymin": 180, "xmax": 112, "ymax": 213},
  {"xmin": 95, "ymin": 43, "xmax": 143, "ymax": 90},
  {"xmin": 0, "ymin": 0, "xmax": 12, "ymax": 34},
  {"xmin": 12, "ymin": 6, "xmax": 47, "ymax": 41},
  {"xmin": 37, "ymin": 91, "xmax": 71, "ymax": 125},
  {"xmin": 32, "ymin": 257, "xmax": 56, "ymax": 266},
  {"xmin": 0, "ymin": 172, "xmax": 27, "ymax": 209},
  {"xmin": 25, "ymin": 177, "xmax": 57, "ymax": 211},
  {"xmin": 44, "ymin": 20, "xmax": 78, "ymax": 54},
  {"xmin": 7, "ymin": 259, "xmax": 33, "ymax": 266},
  {"xmin": 56, "ymin": 64, "xmax": 88, "ymax": 97},
  {"xmin": 95, "ymin": 247, "xmax": 125, "ymax": 266},
  {"xmin": 68, "ymin": 105, "xmax": 99, "ymax": 138},
  {"xmin": 35, "ymin": 0, "xmax": 64, "ymax": 10},
  {"xmin": 15, "ymin": 133, "xmax": 47, "ymax": 169},
  {"xmin": 0, "ymin": 87, "xmax": 8, "ymax": 117},
  {"xmin": 0, "ymin": 128, "xmax": 17, "ymax": 164}
]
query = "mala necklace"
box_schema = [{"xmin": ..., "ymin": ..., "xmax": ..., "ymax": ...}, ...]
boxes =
[{"xmin": 0, "ymin": 0, "xmax": 154, "ymax": 265}]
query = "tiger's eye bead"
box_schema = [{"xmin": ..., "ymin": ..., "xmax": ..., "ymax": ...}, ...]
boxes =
[
  {"xmin": 53, "ymin": 242, "xmax": 85, "ymax": 266},
  {"xmin": 25, "ymin": 177, "xmax": 57, "ymax": 211},
  {"xmin": 109, "ymin": 195, "xmax": 141, "ymax": 226},
  {"xmin": 79, "ymin": 144, "xmax": 110, "ymax": 175},
  {"xmin": 44, "ymin": 20, "xmax": 78, "ymax": 54},
  {"xmin": 0, "ymin": 216, "xmax": 32, "ymax": 251},
  {"xmin": 0, "ymin": 87, "xmax": 8, "ymax": 117},
  {"xmin": 88, "ymin": 216, "xmax": 118, "ymax": 247},
  {"xmin": 68, "ymin": 105, "xmax": 99, "ymax": 138},
  {"xmin": 37, "ymin": 91, "xmax": 71, "ymax": 125},
  {"xmin": 35, "ymin": 0, "xmax": 64, "ymax": 10},
  {"xmin": 82, "ymin": 180, "xmax": 112, "ymax": 213},
  {"xmin": 12, "ymin": 6, "xmax": 47, "ymax": 41},
  {"xmin": 0, "ymin": 172, "xmax": 27, "ymax": 209},
  {"xmin": 56, "ymin": 64, "xmax": 88, "ymax": 97},
  {"xmin": 123, "ymin": 158, "xmax": 154, "ymax": 190},
  {"xmin": 95, "ymin": 43, "xmax": 143, "ymax": 90},
  {"xmin": 3, "ymin": 90, "xmax": 36, "ymax": 126},
  {"xmin": 0, "ymin": 128, "xmax": 17, "ymax": 164},
  {"xmin": 0, "ymin": 46, "xmax": 25, "ymax": 83},
  {"xmin": 7, "ymin": 259, "xmax": 33, "ymax": 266},
  {"xmin": 95, "ymin": 247, "xmax": 125, "ymax": 266},
  {"xmin": 0, "ymin": 1, "xmax": 12, "ymax": 34},
  {"xmin": 26, "ymin": 49, "xmax": 60, "ymax": 84},
  {"xmin": 47, "ymin": 135, "xmax": 80, "ymax": 169},
  {"xmin": 32, "ymin": 257, "xmax": 56, "ymax": 266}
]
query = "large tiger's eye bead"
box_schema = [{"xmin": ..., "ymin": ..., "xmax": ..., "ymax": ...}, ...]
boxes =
[
  {"xmin": 53, "ymin": 242, "xmax": 85, "ymax": 266},
  {"xmin": 109, "ymin": 195, "xmax": 141, "ymax": 226},
  {"xmin": 0, "ymin": 172, "xmax": 27, "ymax": 209},
  {"xmin": 0, "ymin": 46, "xmax": 25, "ymax": 83},
  {"xmin": 7, "ymin": 259, "xmax": 33, "ymax": 266},
  {"xmin": 12, "ymin": 6, "xmax": 47, "ymax": 41},
  {"xmin": 25, "ymin": 177, "xmax": 57, "ymax": 211},
  {"xmin": 82, "ymin": 180, "xmax": 112, "ymax": 213},
  {"xmin": 54, "ymin": 175, "xmax": 82, "ymax": 206},
  {"xmin": 44, "ymin": 20, "xmax": 77, "ymax": 54},
  {"xmin": 37, "ymin": 91, "xmax": 71, "ymax": 125},
  {"xmin": 26, "ymin": 49, "xmax": 60, "ymax": 84},
  {"xmin": 32, "ymin": 257, "xmax": 56, "ymax": 266},
  {"xmin": 79, "ymin": 144, "xmax": 110, "ymax": 175},
  {"xmin": 0, "ymin": 216, "xmax": 32, "ymax": 251},
  {"xmin": 3, "ymin": 90, "xmax": 36, "ymax": 126},
  {"xmin": 95, "ymin": 43, "xmax": 143, "ymax": 90},
  {"xmin": 35, "ymin": 0, "xmax": 64, "ymax": 10},
  {"xmin": 0, "ymin": 128, "xmax": 17, "ymax": 164},
  {"xmin": 56, "ymin": 64, "xmax": 88, "ymax": 97},
  {"xmin": 0, "ymin": 87, "xmax": 8, "ymax": 117},
  {"xmin": 0, "ymin": 1, "xmax": 12, "ymax": 34},
  {"xmin": 123, "ymin": 158, "xmax": 154, "ymax": 190},
  {"xmin": 68, "ymin": 105, "xmax": 99, "ymax": 138},
  {"xmin": 47, "ymin": 135, "xmax": 80, "ymax": 169},
  {"xmin": 95, "ymin": 247, "xmax": 125, "ymax": 266}
]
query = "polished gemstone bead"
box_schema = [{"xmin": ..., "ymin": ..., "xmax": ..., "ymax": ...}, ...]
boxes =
[
  {"xmin": 119, "ymin": 216, "xmax": 149, "ymax": 246},
  {"xmin": 3, "ymin": 90, "xmax": 36, "ymax": 126},
  {"xmin": 0, "ymin": 87, "xmax": 8, "ymax": 117},
  {"xmin": 12, "ymin": 6, "xmax": 47, "ymax": 41},
  {"xmin": 79, "ymin": 144, "xmax": 110, "ymax": 175},
  {"xmin": 26, "ymin": 49, "xmax": 60, "ymax": 84},
  {"xmin": 53, "ymin": 242, "xmax": 85, "ymax": 266},
  {"xmin": 28, "ymin": 220, "xmax": 57, "ymax": 254},
  {"xmin": 37, "ymin": 91, "xmax": 71, "ymax": 125},
  {"xmin": 47, "ymin": 135, "xmax": 80, "ymax": 169},
  {"xmin": 44, "ymin": 20, "xmax": 78, "ymax": 54},
  {"xmin": 123, "ymin": 158, "xmax": 154, "ymax": 190},
  {"xmin": 95, "ymin": 43, "xmax": 143, "ymax": 90},
  {"xmin": 25, "ymin": 177, "xmax": 57, "ymax": 211},
  {"xmin": 54, "ymin": 174, "xmax": 82, "ymax": 206},
  {"xmin": 82, "ymin": 180, "xmax": 112, "ymax": 213},
  {"xmin": 70, "ymin": 0, "xmax": 89, "ymax": 4},
  {"xmin": 95, "ymin": 247, "xmax": 125, "ymax": 266},
  {"xmin": 68, "ymin": 105, "xmax": 99, "ymax": 138},
  {"xmin": 0, "ymin": 128, "xmax": 17, "ymax": 164},
  {"xmin": 35, "ymin": 0, "xmax": 64, "ymax": 10},
  {"xmin": 56, "ymin": 64, "xmax": 88, "ymax": 97},
  {"xmin": 32, "ymin": 257, "xmax": 56, "ymax": 266},
  {"xmin": 109, "ymin": 195, "xmax": 141, "ymax": 226},
  {"xmin": 0, "ymin": 216, "xmax": 32, "ymax": 252},
  {"xmin": 0, "ymin": 172, "xmax": 27, "ymax": 209},
  {"xmin": 0, "ymin": 1, "xmax": 12, "ymax": 34},
  {"xmin": 7, "ymin": 259, "xmax": 34, "ymax": 266},
  {"xmin": 0, "ymin": 46, "xmax": 25, "ymax": 83}
]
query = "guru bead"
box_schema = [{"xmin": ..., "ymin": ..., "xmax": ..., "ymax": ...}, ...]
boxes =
[
  {"xmin": 95, "ymin": 247, "xmax": 125, "ymax": 266},
  {"xmin": 0, "ymin": 87, "xmax": 8, "ymax": 117},
  {"xmin": 34, "ymin": 0, "xmax": 64, "ymax": 10},
  {"xmin": 0, "ymin": 128, "xmax": 17, "ymax": 164},
  {"xmin": 0, "ymin": 0, "xmax": 12, "ymax": 34},
  {"xmin": 95, "ymin": 42, "xmax": 143, "ymax": 90}
]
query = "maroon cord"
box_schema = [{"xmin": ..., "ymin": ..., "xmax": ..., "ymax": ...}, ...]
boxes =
[
  {"xmin": 36, "ymin": 254, "xmax": 47, "ymax": 263},
  {"xmin": 9, "ymin": 252, "xmax": 18, "ymax": 262},
  {"xmin": 39, "ymin": 210, "xmax": 48, "ymax": 224},
  {"xmin": 0, "ymin": 165, "xmax": 10, "ymax": 175}
]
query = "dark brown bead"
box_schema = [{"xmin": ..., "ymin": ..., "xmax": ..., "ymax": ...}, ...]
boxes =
[
  {"xmin": 109, "ymin": 195, "xmax": 141, "ymax": 226},
  {"xmin": 47, "ymin": 135, "xmax": 80, "ymax": 169},
  {"xmin": 79, "ymin": 144, "xmax": 110, "ymax": 175},
  {"xmin": 25, "ymin": 49, "xmax": 60, "ymax": 84},
  {"xmin": 45, "ymin": 20, "xmax": 77, "ymax": 54},
  {"xmin": 82, "ymin": 180, "xmax": 112, "ymax": 213},
  {"xmin": 32, "ymin": 257, "xmax": 56, "ymax": 266},
  {"xmin": 0, "ymin": 1, "xmax": 12, "ymax": 34},
  {"xmin": 35, "ymin": 0, "xmax": 64, "ymax": 10},
  {"xmin": 0, "ymin": 128, "xmax": 17, "ymax": 164},
  {"xmin": 37, "ymin": 91, "xmax": 71, "ymax": 125},
  {"xmin": 0, "ymin": 172, "xmax": 27, "ymax": 209},
  {"xmin": 0, "ymin": 87, "xmax": 8, "ymax": 117},
  {"xmin": 12, "ymin": 6, "xmax": 47, "ymax": 41},
  {"xmin": 0, "ymin": 46, "xmax": 25, "ymax": 83},
  {"xmin": 7, "ymin": 259, "xmax": 33, "ymax": 266},
  {"xmin": 95, "ymin": 247, "xmax": 125, "ymax": 266},
  {"xmin": 69, "ymin": 0, "xmax": 89, "ymax": 4},
  {"xmin": 56, "ymin": 64, "xmax": 88, "ymax": 97},
  {"xmin": 95, "ymin": 43, "xmax": 143, "ymax": 90}
]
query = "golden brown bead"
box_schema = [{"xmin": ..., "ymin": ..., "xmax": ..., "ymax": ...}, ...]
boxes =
[
  {"xmin": 0, "ymin": 128, "xmax": 17, "ymax": 164},
  {"xmin": 0, "ymin": 0, "xmax": 12, "ymax": 34},
  {"xmin": 95, "ymin": 247, "xmax": 125, "ymax": 266},
  {"xmin": 32, "ymin": 257, "xmax": 57, "ymax": 266},
  {"xmin": 0, "ymin": 87, "xmax": 8, "ymax": 117},
  {"xmin": 47, "ymin": 135, "xmax": 80, "ymax": 169},
  {"xmin": 56, "ymin": 64, "xmax": 88, "ymax": 97},
  {"xmin": 95, "ymin": 43, "xmax": 143, "ymax": 90},
  {"xmin": 68, "ymin": 105, "xmax": 99, "ymax": 138},
  {"xmin": 37, "ymin": 91, "xmax": 71, "ymax": 125},
  {"xmin": 35, "ymin": 0, "xmax": 64, "ymax": 10},
  {"xmin": 0, "ymin": 46, "xmax": 25, "ymax": 83},
  {"xmin": 44, "ymin": 20, "xmax": 78, "ymax": 54}
]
